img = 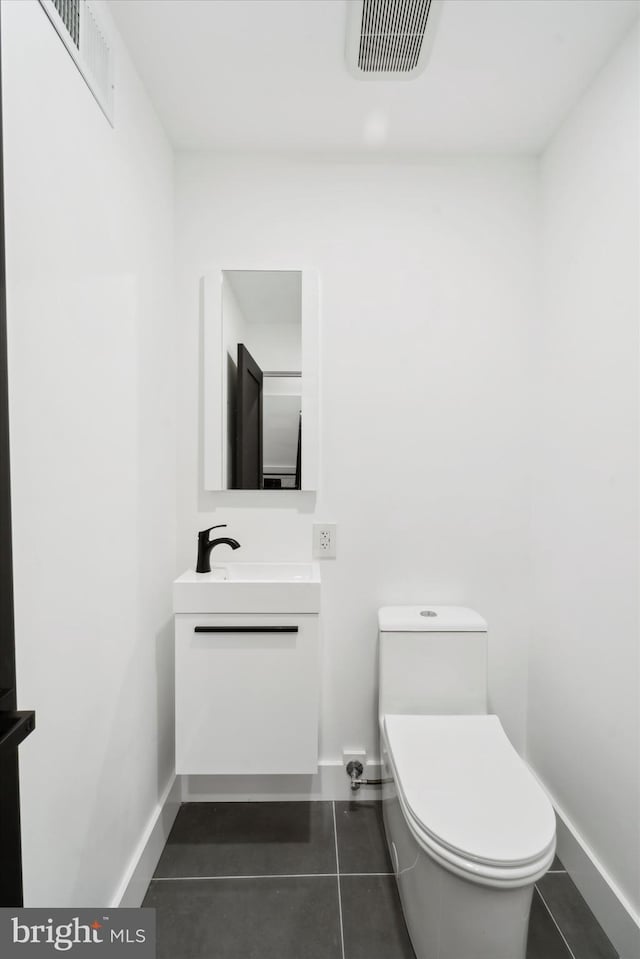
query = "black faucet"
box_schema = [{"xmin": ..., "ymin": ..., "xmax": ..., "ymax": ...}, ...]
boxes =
[{"xmin": 196, "ymin": 524, "xmax": 241, "ymax": 573}]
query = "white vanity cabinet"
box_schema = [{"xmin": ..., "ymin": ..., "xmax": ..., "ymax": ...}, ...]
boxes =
[{"xmin": 173, "ymin": 565, "xmax": 321, "ymax": 775}]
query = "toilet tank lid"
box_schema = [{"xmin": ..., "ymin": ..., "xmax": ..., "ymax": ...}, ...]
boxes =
[{"xmin": 378, "ymin": 606, "xmax": 487, "ymax": 632}]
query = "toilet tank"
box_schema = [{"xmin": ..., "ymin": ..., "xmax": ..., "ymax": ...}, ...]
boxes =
[{"xmin": 378, "ymin": 606, "xmax": 488, "ymax": 721}]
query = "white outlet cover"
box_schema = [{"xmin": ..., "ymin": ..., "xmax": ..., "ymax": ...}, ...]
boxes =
[{"xmin": 312, "ymin": 523, "xmax": 337, "ymax": 559}]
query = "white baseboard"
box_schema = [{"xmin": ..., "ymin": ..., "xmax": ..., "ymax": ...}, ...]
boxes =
[
  {"xmin": 181, "ymin": 760, "xmax": 383, "ymax": 802},
  {"xmin": 552, "ymin": 801, "xmax": 640, "ymax": 959},
  {"xmin": 112, "ymin": 775, "xmax": 181, "ymax": 908}
]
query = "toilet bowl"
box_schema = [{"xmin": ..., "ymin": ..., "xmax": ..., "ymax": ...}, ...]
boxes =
[{"xmin": 378, "ymin": 606, "xmax": 556, "ymax": 959}]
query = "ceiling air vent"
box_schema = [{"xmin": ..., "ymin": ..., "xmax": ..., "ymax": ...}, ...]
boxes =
[
  {"xmin": 39, "ymin": 0, "xmax": 114, "ymax": 124},
  {"xmin": 346, "ymin": 0, "xmax": 443, "ymax": 80}
]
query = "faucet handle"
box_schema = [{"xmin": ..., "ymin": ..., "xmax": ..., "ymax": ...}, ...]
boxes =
[{"xmin": 198, "ymin": 524, "xmax": 226, "ymax": 540}]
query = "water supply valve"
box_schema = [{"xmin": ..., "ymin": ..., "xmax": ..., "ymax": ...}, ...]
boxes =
[{"xmin": 346, "ymin": 760, "xmax": 364, "ymax": 791}]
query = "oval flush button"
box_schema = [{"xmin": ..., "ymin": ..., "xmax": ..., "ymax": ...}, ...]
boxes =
[{"xmin": 420, "ymin": 610, "xmax": 437, "ymax": 617}]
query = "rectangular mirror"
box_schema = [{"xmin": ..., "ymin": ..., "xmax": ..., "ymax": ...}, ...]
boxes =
[{"xmin": 203, "ymin": 268, "xmax": 319, "ymax": 491}]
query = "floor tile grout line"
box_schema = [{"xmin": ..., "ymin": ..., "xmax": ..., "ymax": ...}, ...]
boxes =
[
  {"xmin": 151, "ymin": 871, "xmax": 395, "ymax": 882},
  {"xmin": 151, "ymin": 873, "xmax": 339, "ymax": 881},
  {"xmin": 332, "ymin": 801, "xmax": 346, "ymax": 959},
  {"xmin": 536, "ymin": 888, "xmax": 579, "ymax": 959}
]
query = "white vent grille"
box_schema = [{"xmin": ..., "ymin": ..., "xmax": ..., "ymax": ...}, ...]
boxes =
[
  {"xmin": 346, "ymin": 0, "xmax": 443, "ymax": 80},
  {"xmin": 82, "ymin": 2, "xmax": 111, "ymax": 106},
  {"xmin": 53, "ymin": 0, "xmax": 80, "ymax": 48},
  {"xmin": 359, "ymin": 0, "xmax": 431, "ymax": 72},
  {"xmin": 40, "ymin": 0, "xmax": 114, "ymax": 124}
]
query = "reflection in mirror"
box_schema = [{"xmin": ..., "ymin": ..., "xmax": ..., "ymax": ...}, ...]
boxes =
[
  {"xmin": 203, "ymin": 267, "xmax": 318, "ymax": 493},
  {"xmin": 224, "ymin": 271, "xmax": 301, "ymax": 489}
]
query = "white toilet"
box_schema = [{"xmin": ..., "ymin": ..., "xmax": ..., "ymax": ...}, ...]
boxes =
[{"xmin": 378, "ymin": 606, "xmax": 556, "ymax": 959}]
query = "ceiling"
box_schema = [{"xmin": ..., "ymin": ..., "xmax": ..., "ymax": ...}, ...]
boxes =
[
  {"xmin": 108, "ymin": 0, "xmax": 639, "ymax": 154},
  {"xmin": 225, "ymin": 271, "xmax": 301, "ymax": 326}
]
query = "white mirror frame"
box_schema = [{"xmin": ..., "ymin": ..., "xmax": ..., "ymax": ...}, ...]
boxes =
[{"xmin": 202, "ymin": 267, "xmax": 320, "ymax": 492}]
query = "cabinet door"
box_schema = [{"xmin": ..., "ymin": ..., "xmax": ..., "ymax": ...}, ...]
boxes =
[{"xmin": 175, "ymin": 613, "xmax": 319, "ymax": 774}]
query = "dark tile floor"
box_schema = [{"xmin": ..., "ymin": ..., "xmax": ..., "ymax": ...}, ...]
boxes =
[{"xmin": 143, "ymin": 801, "xmax": 619, "ymax": 959}]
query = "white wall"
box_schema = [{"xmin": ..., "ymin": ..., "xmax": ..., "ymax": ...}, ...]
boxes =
[
  {"xmin": 176, "ymin": 155, "xmax": 537, "ymax": 764},
  {"xmin": 246, "ymin": 322, "xmax": 301, "ymax": 373},
  {"xmin": 2, "ymin": 0, "xmax": 176, "ymax": 905},
  {"xmin": 529, "ymin": 23, "xmax": 639, "ymax": 954}
]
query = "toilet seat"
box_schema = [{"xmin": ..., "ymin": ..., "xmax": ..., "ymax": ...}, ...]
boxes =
[{"xmin": 382, "ymin": 714, "xmax": 556, "ymax": 888}]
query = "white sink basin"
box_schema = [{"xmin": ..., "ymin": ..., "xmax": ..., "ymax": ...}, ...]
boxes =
[
  {"xmin": 173, "ymin": 562, "xmax": 321, "ymax": 613},
  {"xmin": 211, "ymin": 562, "xmax": 316, "ymax": 582}
]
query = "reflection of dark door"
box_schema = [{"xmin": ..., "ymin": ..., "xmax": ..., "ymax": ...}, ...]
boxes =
[
  {"xmin": 235, "ymin": 344, "xmax": 263, "ymax": 489},
  {"xmin": 295, "ymin": 412, "xmax": 302, "ymax": 490},
  {"xmin": 0, "ymin": 12, "xmax": 35, "ymax": 907}
]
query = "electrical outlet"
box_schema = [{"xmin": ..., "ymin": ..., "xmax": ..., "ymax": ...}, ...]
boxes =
[{"xmin": 313, "ymin": 523, "xmax": 337, "ymax": 558}]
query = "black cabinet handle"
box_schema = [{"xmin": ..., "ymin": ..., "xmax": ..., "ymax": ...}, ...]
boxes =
[
  {"xmin": 194, "ymin": 626, "xmax": 298, "ymax": 634},
  {"xmin": 0, "ymin": 711, "xmax": 36, "ymax": 755}
]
